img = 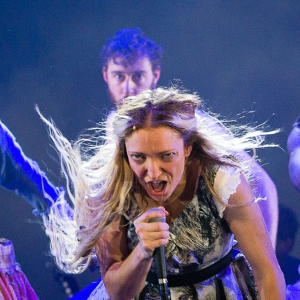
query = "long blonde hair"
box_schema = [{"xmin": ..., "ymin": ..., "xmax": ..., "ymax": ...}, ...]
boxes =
[{"xmin": 38, "ymin": 87, "xmax": 278, "ymax": 273}]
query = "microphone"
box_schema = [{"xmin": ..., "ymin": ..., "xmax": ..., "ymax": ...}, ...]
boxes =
[{"xmin": 148, "ymin": 207, "xmax": 170, "ymax": 300}]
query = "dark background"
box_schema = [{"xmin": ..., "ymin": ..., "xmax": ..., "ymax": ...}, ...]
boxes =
[{"xmin": 1, "ymin": 1, "xmax": 299, "ymax": 299}]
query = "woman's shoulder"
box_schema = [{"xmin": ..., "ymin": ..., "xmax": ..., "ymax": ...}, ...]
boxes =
[{"xmin": 204, "ymin": 165, "xmax": 242, "ymax": 218}]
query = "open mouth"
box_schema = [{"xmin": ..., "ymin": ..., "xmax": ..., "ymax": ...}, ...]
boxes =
[{"xmin": 149, "ymin": 180, "xmax": 166, "ymax": 193}]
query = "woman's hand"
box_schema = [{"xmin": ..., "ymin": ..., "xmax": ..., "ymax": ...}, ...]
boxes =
[
  {"xmin": 99, "ymin": 208, "xmax": 170, "ymax": 300},
  {"xmin": 134, "ymin": 206, "xmax": 169, "ymax": 259}
]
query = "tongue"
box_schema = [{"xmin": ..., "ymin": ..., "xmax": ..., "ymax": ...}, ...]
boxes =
[{"xmin": 151, "ymin": 181, "xmax": 165, "ymax": 192}]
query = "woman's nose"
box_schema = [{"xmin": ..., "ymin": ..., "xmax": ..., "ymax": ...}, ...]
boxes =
[{"xmin": 146, "ymin": 159, "xmax": 161, "ymax": 179}]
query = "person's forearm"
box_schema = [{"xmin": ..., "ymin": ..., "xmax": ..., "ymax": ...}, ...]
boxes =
[
  {"xmin": 255, "ymin": 269, "xmax": 286, "ymax": 300},
  {"xmin": 0, "ymin": 121, "xmax": 58, "ymax": 215},
  {"xmin": 104, "ymin": 242, "xmax": 153, "ymax": 300}
]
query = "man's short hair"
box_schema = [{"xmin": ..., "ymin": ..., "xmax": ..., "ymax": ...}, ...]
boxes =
[{"xmin": 100, "ymin": 28, "xmax": 163, "ymax": 71}]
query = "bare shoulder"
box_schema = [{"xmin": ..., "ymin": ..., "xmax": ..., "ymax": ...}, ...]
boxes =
[{"xmin": 288, "ymin": 116, "xmax": 300, "ymax": 154}]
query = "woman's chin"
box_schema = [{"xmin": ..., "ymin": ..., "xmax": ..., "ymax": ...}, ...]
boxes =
[{"xmin": 146, "ymin": 188, "xmax": 168, "ymax": 202}]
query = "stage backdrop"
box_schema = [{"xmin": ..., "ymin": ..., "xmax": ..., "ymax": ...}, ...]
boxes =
[{"xmin": 1, "ymin": 1, "xmax": 299, "ymax": 299}]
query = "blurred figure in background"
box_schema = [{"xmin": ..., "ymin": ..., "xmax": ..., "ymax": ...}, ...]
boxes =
[
  {"xmin": 285, "ymin": 116, "xmax": 300, "ymax": 299},
  {"xmin": 0, "ymin": 238, "xmax": 39, "ymax": 299},
  {"xmin": 276, "ymin": 204, "xmax": 300, "ymax": 285},
  {"xmin": 287, "ymin": 116, "xmax": 300, "ymax": 192}
]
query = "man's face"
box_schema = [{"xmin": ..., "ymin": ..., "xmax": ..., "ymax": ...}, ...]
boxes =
[{"xmin": 102, "ymin": 57, "xmax": 161, "ymax": 105}]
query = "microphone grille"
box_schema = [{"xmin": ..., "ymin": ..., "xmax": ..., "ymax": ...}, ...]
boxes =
[{"xmin": 148, "ymin": 207, "xmax": 166, "ymax": 223}]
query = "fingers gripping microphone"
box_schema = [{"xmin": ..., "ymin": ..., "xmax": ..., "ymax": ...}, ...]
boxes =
[{"xmin": 148, "ymin": 208, "xmax": 170, "ymax": 300}]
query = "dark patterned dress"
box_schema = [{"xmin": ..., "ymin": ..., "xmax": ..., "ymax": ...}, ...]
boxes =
[{"xmin": 89, "ymin": 166, "xmax": 258, "ymax": 300}]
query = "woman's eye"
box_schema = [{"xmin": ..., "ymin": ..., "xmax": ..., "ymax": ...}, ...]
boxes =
[
  {"xmin": 162, "ymin": 152, "xmax": 175, "ymax": 159},
  {"xmin": 131, "ymin": 154, "xmax": 145, "ymax": 161}
]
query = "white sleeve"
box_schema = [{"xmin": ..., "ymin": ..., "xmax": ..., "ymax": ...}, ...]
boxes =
[{"xmin": 213, "ymin": 166, "xmax": 241, "ymax": 218}]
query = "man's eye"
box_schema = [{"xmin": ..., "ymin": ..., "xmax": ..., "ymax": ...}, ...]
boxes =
[
  {"xmin": 115, "ymin": 74, "xmax": 124, "ymax": 80},
  {"xmin": 133, "ymin": 73, "xmax": 144, "ymax": 81}
]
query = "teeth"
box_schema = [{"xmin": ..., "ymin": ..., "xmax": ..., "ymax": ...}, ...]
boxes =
[{"xmin": 151, "ymin": 181, "xmax": 165, "ymax": 192}]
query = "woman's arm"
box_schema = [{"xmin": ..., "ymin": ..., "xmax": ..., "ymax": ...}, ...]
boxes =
[
  {"xmin": 251, "ymin": 160, "xmax": 278, "ymax": 248},
  {"xmin": 223, "ymin": 175, "xmax": 285, "ymax": 300},
  {"xmin": 239, "ymin": 150, "xmax": 278, "ymax": 248},
  {"xmin": 96, "ymin": 207, "xmax": 169, "ymax": 300}
]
